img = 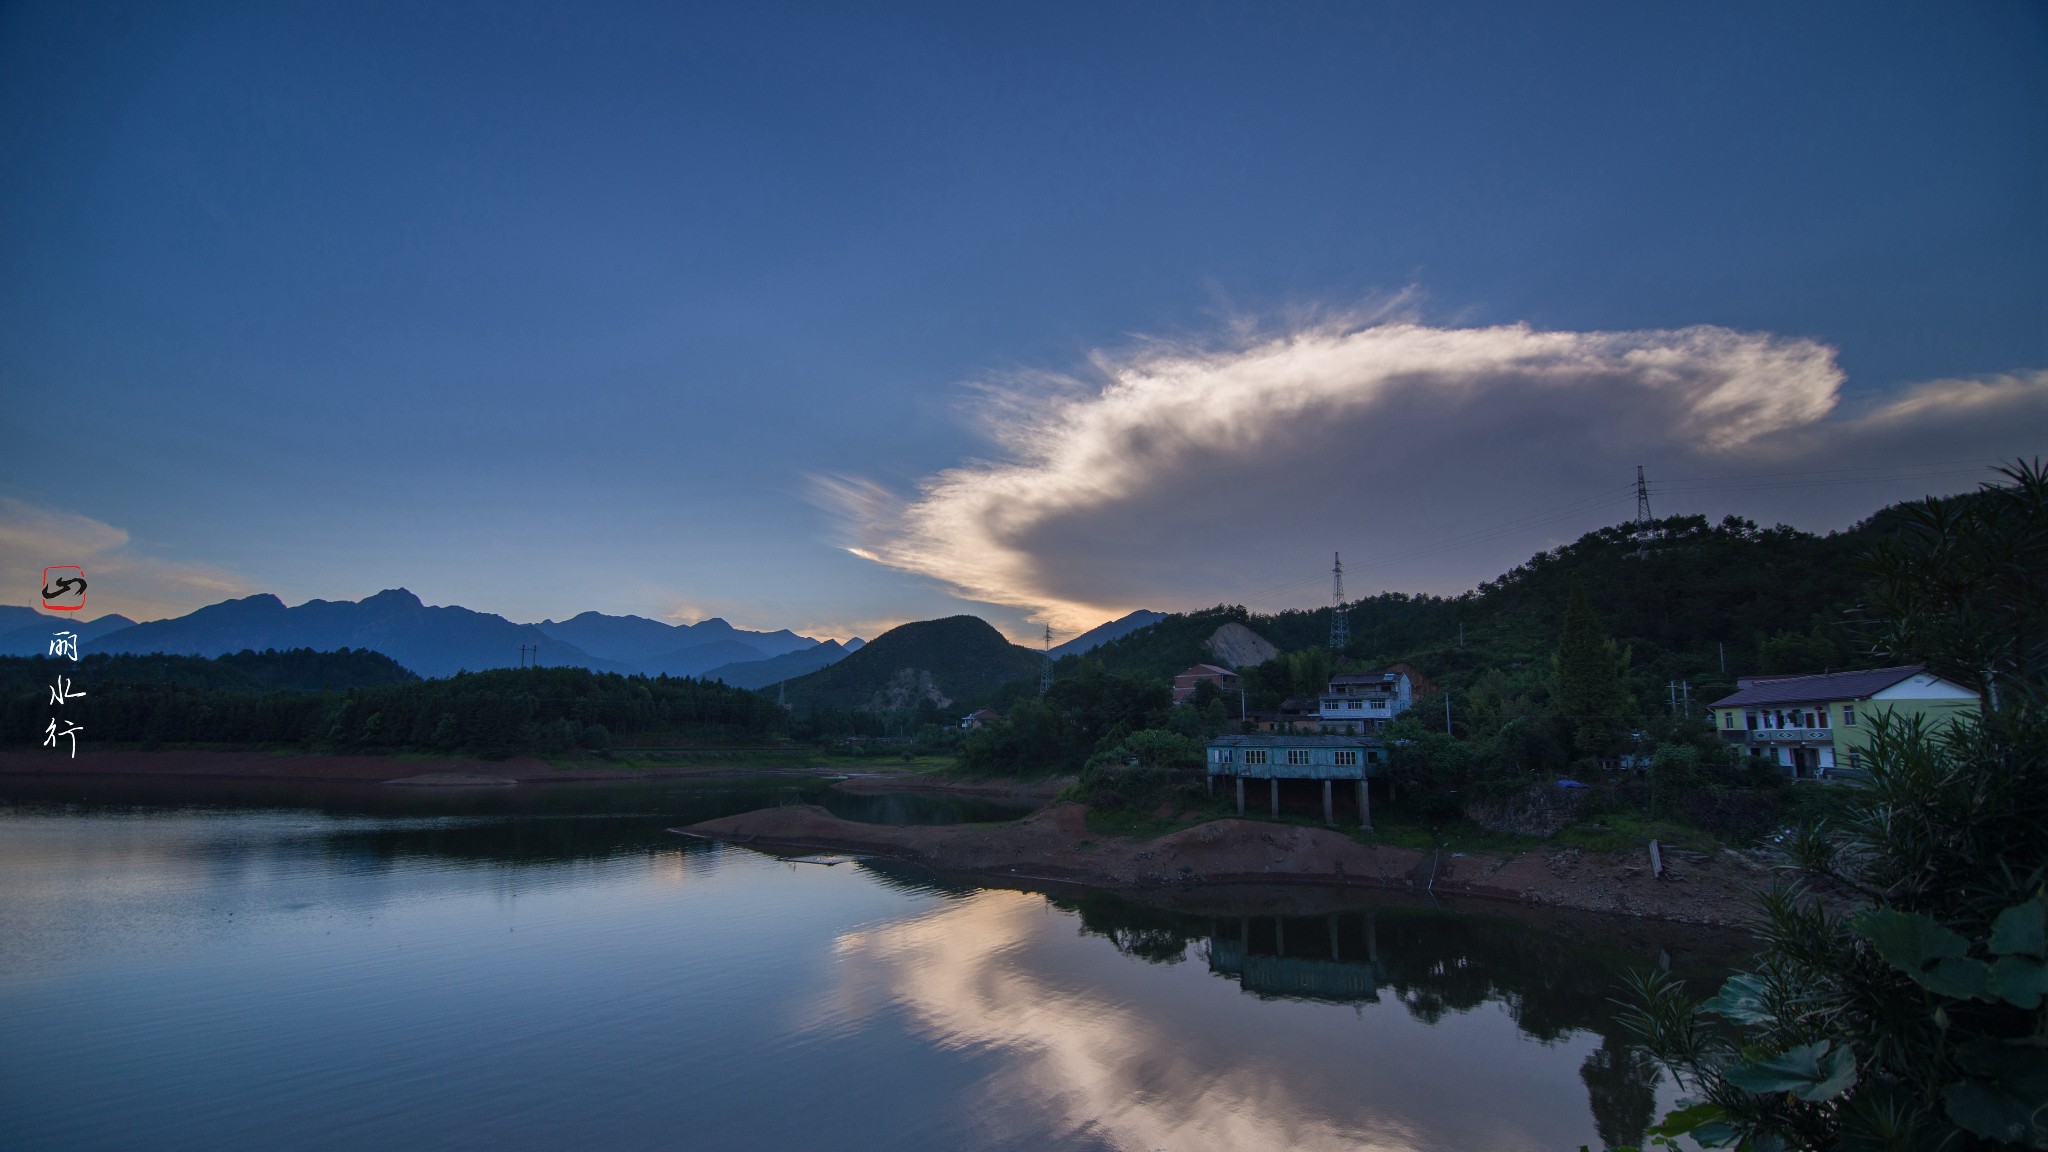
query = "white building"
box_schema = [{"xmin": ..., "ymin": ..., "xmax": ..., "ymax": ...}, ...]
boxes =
[{"xmin": 1316, "ymin": 670, "xmax": 1416, "ymax": 734}]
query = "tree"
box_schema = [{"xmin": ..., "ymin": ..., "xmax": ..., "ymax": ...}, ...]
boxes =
[
  {"xmin": 1618, "ymin": 462, "xmax": 2048, "ymax": 1152},
  {"xmin": 1554, "ymin": 578, "xmax": 1632, "ymax": 758}
]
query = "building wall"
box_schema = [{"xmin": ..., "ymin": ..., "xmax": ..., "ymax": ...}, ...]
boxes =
[{"xmin": 1713, "ymin": 682, "xmax": 1979, "ymax": 772}]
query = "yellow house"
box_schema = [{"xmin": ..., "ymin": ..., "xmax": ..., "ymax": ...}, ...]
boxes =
[{"xmin": 1710, "ymin": 664, "xmax": 1979, "ymax": 778}]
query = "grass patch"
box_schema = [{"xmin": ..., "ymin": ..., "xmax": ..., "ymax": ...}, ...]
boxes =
[
  {"xmin": 1554, "ymin": 813, "xmax": 1721, "ymax": 855},
  {"xmin": 1083, "ymin": 803, "xmax": 1225, "ymax": 840}
]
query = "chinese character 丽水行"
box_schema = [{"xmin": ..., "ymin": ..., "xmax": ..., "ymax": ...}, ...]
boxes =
[
  {"xmin": 44, "ymin": 718, "xmax": 83, "ymax": 758},
  {"xmin": 49, "ymin": 676, "xmax": 86, "ymax": 705},
  {"xmin": 49, "ymin": 632, "xmax": 78, "ymax": 661}
]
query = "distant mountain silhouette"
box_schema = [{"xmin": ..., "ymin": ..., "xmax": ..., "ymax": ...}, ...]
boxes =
[
  {"xmin": 640, "ymin": 637, "xmax": 772, "ymax": 677},
  {"xmin": 0, "ymin": 607, "xmax": 138, "ymax": 656},
  {"xmin": 1050, "ymin": 609, "xmax": 1166, "ymax": 658},
  {"xmin": 534, "ymin": 611, "xmax": 818, "ymax": 669},
  {"xmin": 781, "ymin": 616, "xmax": 1042, "ymax": 712},
  {"xmin": 703, "ymin": 639, "xmax": 852, "ymax": 690},
  {"xmin": 89, "ymin": 590, "xmax": 624, "ymax": 679}
]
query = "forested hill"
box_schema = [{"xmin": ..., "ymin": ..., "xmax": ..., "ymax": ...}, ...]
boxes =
[
  {"xmin": 1070, "ymin": 503, "xmax": 1946, "ymax": 706},
  {"xmin": 782, "ymin": 615, "xmax": 1043, "ymax": 713},
  {"xmin": 0, "ymin": 648, "xmax": 417, "ymax": 695},
  {"xmin": 5, "ymin": 659, "xmax": 783, "ymax": 755}
]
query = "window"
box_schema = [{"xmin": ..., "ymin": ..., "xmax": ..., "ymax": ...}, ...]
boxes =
[
  {"xmin": 1724, "ymin": 712, "xmax": 1736, "ymax": 729},
  {"xmin": 1843, "ymin": 705, "xmax": 1856, "ymax": 726},
  {"xmin": 1287, "ymin": 749, "xmax": 1311, "ymax": 765},
  {"xmin": 1243, "ymin": 749, "xmax": 1268, "ymax": 766},
  {"xmin": 1334, "ymin": 750, "xmax": 1359, "ymax": 767},
  {"xmin": 1847, "ymin": 749, "xmax": 1861, "ymax": 770},
  {"xmin": 1212, "ymin": 749, "xmax": 1232, "ymax": 764}
]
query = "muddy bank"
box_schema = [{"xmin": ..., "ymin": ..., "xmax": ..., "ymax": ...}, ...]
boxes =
[
  {"xmin": 0, "ymin": 749, "xmax": 835, "ymax": 785},
  {"xmin": 676, "ymin": 803, "xmax": 1786, "ymax": 928},
  {"xmin": 828, "ymin": 772, "xmax": 1069, "ymax": 803}
]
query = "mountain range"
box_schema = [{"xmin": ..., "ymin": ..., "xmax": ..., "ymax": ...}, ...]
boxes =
[
  {"xmin": 1050, "ymin": 610, "xmax": 1166, "ymax": 658},
  {"xmin": 0, "ymin": 606, "xmax": 138, "ymax": 657},
  {"xmin": 0, "ymin": 589, "xmax": 1149, "ymax": 689}
]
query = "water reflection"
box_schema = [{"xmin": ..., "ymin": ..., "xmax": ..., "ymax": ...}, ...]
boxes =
[
  {"xmin": 817, "ymin": 886, "xmax": 1725, "ymax": 1152},
  {"xmin": 0, "ymin": 782, "xmax": 1735, "ymax": 1152},
  {"xmin": 0, "ymin": 774, "xmax": 1030, "ymax": 869}
]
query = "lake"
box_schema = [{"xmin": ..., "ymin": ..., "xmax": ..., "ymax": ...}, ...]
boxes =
[{"xmin": 0, "ymin": 776, "xmax": 1741, "ymax": 1151}]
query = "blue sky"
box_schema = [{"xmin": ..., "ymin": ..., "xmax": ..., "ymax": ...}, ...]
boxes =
[{"xmin": 3, "ymin": 1, "xmax": 2043, "ymax": 638}]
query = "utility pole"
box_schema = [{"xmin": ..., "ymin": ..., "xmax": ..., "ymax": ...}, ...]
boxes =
[
  {"xmin": 1445, "ymin": 690, "xmax": 1452, "ymax": 736},
  {"xmin": 1329, "ymin": 552, "xmax": 1348, "ymax": 653},
  {"xmin": 1633, "ymin": 465, "xmax": 1654, "ymax": 559},
  {"xmin": 1039, "ymin": 624, "xmax": 1053, "ymax": 696},
  {"xmin": 1719, "ymin": 642, "xmax": 1726, "ymax": 674},
  {"xmin": 1458, "ymin": 622, "xmax": 1464, "ymax": 648}
]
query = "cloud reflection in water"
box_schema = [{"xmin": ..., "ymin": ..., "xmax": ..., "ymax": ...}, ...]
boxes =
[{"xmin": 812, "ymin": 889, "xmax": 1609, "ymax": 1152}]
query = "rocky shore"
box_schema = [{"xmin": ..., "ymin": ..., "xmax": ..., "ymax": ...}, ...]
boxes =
[{"xmin": 676, "ymin": 802, "xmax": 1786, "ymax": 928}]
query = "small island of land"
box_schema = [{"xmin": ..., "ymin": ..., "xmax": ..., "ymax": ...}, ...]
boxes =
[{"xmin": 675, "ymin": 796, "xmax": 1782, "ymax": 928}]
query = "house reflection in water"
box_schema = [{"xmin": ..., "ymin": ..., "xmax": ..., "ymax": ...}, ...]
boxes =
[{"xmin": 1206, "ymin": 913, "xmax": 1382, "ymax": 1003}]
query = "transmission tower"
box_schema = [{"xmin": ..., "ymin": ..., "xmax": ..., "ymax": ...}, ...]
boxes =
[
  {"xmin": 1329, "ymin": 552, "xmax": 1349, "ymax": 652},
  {"xmin": 1633, "ymin": 465, "xmax": 1655, "ymax": 558},
  {"xmin": 1039, "ymin": 624, "xmax": 1053, "ymax": 696}
]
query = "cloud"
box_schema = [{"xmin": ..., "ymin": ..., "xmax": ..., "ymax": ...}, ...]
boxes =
[
  {"xmin": 821, "ymin": 320, "xmax": 2048, "ymax": 632},
  {"xmin": 0, "ymin": 498, "xmax": 254, "ymax": 622}
]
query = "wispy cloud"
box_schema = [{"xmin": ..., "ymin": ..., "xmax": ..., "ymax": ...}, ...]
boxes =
[
  {"xmin": 819, "ymin": 320, "xmax": 2047, "ymax": 632},
  {"xmin": 0, "ymin": 498, "xmax": 254, "ymax": 623}
]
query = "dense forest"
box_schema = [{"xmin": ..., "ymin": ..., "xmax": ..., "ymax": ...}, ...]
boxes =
[
  {"xmin": 1062, "ymin": 506, "xmax": 1930, "ymax": 713},
  {"xmin": 7, "ymin": 652, "xmax": 787, "ymax": 756}
]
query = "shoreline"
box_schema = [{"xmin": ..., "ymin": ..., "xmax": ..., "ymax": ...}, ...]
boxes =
[
  {"xmin": 675, "ymin": 802, "xmax": 1785, "ymax": 928},
  {"xmin": 0, "ymin": 748, "xmax": 907, "ymax": 786},
  {"xmin": 4, "ymin": 750, "xmax": 1787, "ymax": 928}
]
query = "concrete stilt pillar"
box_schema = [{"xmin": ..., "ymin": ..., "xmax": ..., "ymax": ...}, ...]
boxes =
[
  {"xmin": 1206, "ymin": 772, "xmax": 1214, "ymax": 797},
  {"xmin": 1269, "ymin": 778, "xmax": 1279, "ymax": 818},
  {"xmin": 1235, "ymin": 776, "xmax": 1245, "ymax": 815},
  {"xmin": 1358, "ymin": 778, "xmax": 1372, "ymax": 831},
  {"xmin": 1329, "ymin": 915, "xmax": 1340, "ymax": 961},
  {"xmin": 1323, "ymin": 779, "xmax": 1334, "ymax": 825},
  {"xmin": 1275, "ymin": 918, "xmax": 1285, "ymax": 957}
]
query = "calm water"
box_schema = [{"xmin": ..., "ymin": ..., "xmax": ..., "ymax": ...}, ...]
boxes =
[{"xmin": 0, "ymin": 778, "xmax": 1738, "ymax": 1151}]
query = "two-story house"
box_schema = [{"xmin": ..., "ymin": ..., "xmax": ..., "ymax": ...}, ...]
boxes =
[
  {"xmin": 1316, "ymin": 670, "xmax": 1416, "ymax": 734},
  {"xmin": 1709, "ymin": 664, "xmax": 1979, "ymax": 778}
]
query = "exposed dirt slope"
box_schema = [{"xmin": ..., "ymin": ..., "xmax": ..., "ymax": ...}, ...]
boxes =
[{"xmin": 675, "ymin": 804, "xmax": 1785, "ymax": 926}]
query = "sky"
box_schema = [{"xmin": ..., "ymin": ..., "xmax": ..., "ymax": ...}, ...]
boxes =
[{"xmin": 2, "ymin": 1, "xmax": 2043, "ymax": 640}]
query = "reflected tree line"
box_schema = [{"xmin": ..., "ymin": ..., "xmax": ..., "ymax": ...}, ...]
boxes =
[{"xmin": 1049, "ymin": 891, "xmax": 1709, "ymax": 1149}]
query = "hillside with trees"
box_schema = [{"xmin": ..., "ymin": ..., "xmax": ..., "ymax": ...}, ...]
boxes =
[
  {"xmin": 1068, "ymin": 502, "xmax": 1956, "ymax": 717},
  {"xmin": 780, "ymin": 615, "xmax": 1043, "ymax": 715},
  {"xmin": 5, "ymin": 656, "xmax": 783, "ymax": 757}
]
